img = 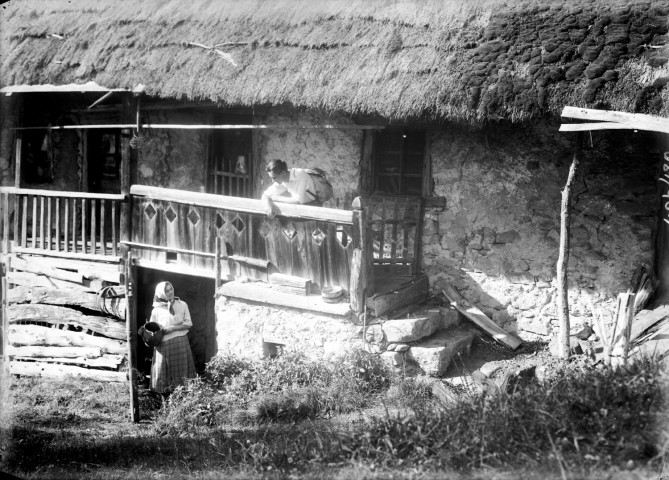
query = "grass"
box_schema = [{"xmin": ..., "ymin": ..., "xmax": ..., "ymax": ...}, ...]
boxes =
[{"xmin": 1, "ymin": 348, "xmax": 668, "ymax": 479}]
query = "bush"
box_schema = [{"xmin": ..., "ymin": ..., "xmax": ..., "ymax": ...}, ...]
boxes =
[{"xmin": 160, "ymin": 348, "xmax": 396, "ymax": 429}]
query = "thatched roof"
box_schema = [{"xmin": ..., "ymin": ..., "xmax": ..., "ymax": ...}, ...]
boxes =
[{"xmin": 1, "ymin": 0, "xmax": 668, "ymax": 123}]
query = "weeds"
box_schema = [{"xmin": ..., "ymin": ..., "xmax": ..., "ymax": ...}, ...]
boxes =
[{"xmin": 4, "ymin": 350, "xmax": 667, "ymax": 479}]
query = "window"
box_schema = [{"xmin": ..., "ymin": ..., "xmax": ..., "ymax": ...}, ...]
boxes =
[
  {"xmin": 21, "ymin": 130, "xmax": 54, "ymax": 184},
  {"xmin": 208, "ymin": 114, "xmax": 253, "ymax": 197},
  {"xmin": 88, "ymin": 130, "xmax": 122, "ymax": 193},
  {"xmin": 373, "ymin": 129, "xmax": 425, "ymax": 195}
]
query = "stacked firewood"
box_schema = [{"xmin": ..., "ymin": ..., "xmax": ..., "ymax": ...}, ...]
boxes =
[{"xmin": 6, "ymin": 254, "xmax": 128, "ymax": 382}]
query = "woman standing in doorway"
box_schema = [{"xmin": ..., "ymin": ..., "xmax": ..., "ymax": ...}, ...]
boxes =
[{"xmin": 149, "ymin": 281, "xmax": 196, "ymax": 398}]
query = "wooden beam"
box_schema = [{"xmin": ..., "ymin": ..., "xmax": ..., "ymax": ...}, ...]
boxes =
[
  {"xmin": 13, "ymin": 124, "xmax": 388, "ymax": 131},
  {"xmin": 443, "ymin": 286, "xmax": 522, "ymax": 350},
  {"xmin": 366, "ymin": 275, "xmax": 428, "ymax": 317},
  {"xmin": 561, "ymin": 106, "xmax": 669, "ymax": 134},
  {"xmin": 558, "ymin": 122, "xmax": 666, "ymax": 132},
  {"xmin": 216, "ymin": 281, "xmax": 351, "ymax": 316},
  {"xmin": 0, "ymin": 186, "xmax": 125, "ymax": 201},
  {"xmin": 9, "ymin": 361, "xmax": 126, "ymax": 382},
  {"xmin": 124, "ymin": 251, "xmax": 139, "ymax": 422},
  {"xmin": 130, "ymin": 185, "xmax": 354, "ymax": 224}
]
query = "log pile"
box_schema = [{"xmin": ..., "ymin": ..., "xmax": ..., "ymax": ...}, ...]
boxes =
[{"xmin": 6, "ymin": 253, "xmax": 127, "ymax": 382}]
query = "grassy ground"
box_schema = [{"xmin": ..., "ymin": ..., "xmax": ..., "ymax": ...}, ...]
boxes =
[{"xmin": 1, "ymin": 347, "xmax": 668, "ymax": 480}]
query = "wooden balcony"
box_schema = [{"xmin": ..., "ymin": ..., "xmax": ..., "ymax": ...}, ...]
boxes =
[{"xmin": 1, "ymin": 186, "xmax": 370, "ymax": 311}]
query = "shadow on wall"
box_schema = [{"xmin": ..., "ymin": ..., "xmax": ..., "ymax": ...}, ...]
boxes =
[{"xmin": 137, "ymin": 268, "xmax": 217, "ymax": 375}]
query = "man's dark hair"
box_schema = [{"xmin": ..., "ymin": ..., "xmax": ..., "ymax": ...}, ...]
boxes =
[{"xmin": 266, "ymin": 159, "xmax": 287, "ymax": 174}]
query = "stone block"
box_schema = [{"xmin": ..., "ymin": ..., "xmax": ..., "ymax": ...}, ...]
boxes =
[
  {"xmin": 439, "ymin": 306, "xmax": 460, "ymax": 330},
  {"xmin": 380, "ymin": 351, "xmax": 405, "ymax": 368},
  {"xmin": 382, "ymin": 310, "xmax": 441, "ymax": 343},
  {"xmin": 409, "ymin": 327, "xmax": 476, "ymax": 377}
]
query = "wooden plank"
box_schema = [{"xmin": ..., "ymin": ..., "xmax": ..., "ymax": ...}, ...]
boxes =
[
  {"xmin": 8, "ymin": 285, "xmax": 99, "ymax": 310},
  {"xmin": 628, "ymin": 305, "xmax": 669, "ymax": 344},
  {"xmin": 55, "ymin": 197, "xmax": 60, "ymax": 252},
  {"xmin": 11, "ymin": 255, "xmax": 84, "ymax": 283},
  {"xmin": 20, "ymin": 195, "xmax": 27, "ymax": 248},
  {"xmin": 12, "ymin": 246, "xmax": 121, "ymax": 265},
  {"xmin": 39, "ymin": 196, "xmax": 45, "ymax": 249},
  {"xmin": 560, "ymin": 106, "xmax": 669, "ymax": 134},
  {"xmin": 216, "ymin": 281, "xmax": 351, "ymax": 316},
  {"xmin": 0, "ymin": 187, "xmax": 125, "ymax": 201},
  {"xmin": 10, "ymin": 360, "xmax": 126, "ymax": 382},
  {"xmin": 31, "ymin": 196, "xmax": 37, "ymax": 249},
  {"xmin": 81, "ymin": 198, "xmax": 87, "ymax": 254},
  {"xmin": 8, "ymin": 304, "xmax": 127, "ymax": 339},
  {"xmin": 558, "ymin": 122, "xmax": 663, "ymax": 133},
  {"xmin": 366, "ymin": 274, "xmax": 429, "ymax": 317},
  {"xmin": 2, "ymin": 192, "xmax": 9, "ymax": 253},
  {"xmin": 111, "ymin": 200, "xmax": 118, "ymax": 256},
  {"xmin": 9, "ymin": 324, "xmax": 126, "ymax": 354},
  {"xmin": 11, "ymin": 354, "xmax": 123, "ymax": 369},
  {"xmin": 7, "ymin": 345, "xmax": 102, "ymax": 359},
  {"xmin": 46, "ymin": 197, "xmax": 52, "ymax": 251},
  {"xmin": 91, "ymin": 199, "xmax": 97, "ymax": 255},
  {"xmin": 442, "ymin": 285, "xmax": 522, "ymax": 350},
  {"xmin": 8, "ymin": 270, "xmax": 93, "ymax": 292}
]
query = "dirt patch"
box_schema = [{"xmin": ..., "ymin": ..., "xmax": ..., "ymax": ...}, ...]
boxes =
[{"xmin": 442, "ymin": 329, "xmax": 563, "ymax": 389}]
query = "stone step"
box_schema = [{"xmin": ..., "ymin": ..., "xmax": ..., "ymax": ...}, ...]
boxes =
[{"xmin": 407, "ymin": 326, "xmax": 476, "ymax": 377}]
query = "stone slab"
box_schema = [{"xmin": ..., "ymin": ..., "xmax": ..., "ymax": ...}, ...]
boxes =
[
  {"xmin": 408, "ymin": 327, "xmax": 476, "ymax": 377},
  {"xmin": 382, "ymin": 310, "xmax": 441, "ymax": 343}
]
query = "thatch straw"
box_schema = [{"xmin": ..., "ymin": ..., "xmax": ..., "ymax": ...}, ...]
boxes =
[{"xmin": 1, "ymin": 0, "xmax": 667, "ymax": 123}]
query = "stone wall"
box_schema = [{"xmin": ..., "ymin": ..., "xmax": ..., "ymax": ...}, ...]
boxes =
[
  {"xmin": 258, "ymin": 108, "xmax": 362, "ymax": 209},
  {"xmin": 424, "ymin": 119, "xmax": 663, "ymax": 341},
  {"xmin": 215, "ymin": 296, "xmax": 362, "ymax": 359}
]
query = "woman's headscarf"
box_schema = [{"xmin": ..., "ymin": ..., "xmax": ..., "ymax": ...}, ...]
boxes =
[{"xmin": 153, "ymin": 281, "xmax": 178, "ymax": 314}]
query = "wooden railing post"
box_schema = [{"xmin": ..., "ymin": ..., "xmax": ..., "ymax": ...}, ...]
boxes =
[
  {"xmin": 124, "ymin": 252, "xmax": 139, "ymax": 422},
  {"xmin": 350, "ymin": 196, "xmax": 373, "ymax": 314}
]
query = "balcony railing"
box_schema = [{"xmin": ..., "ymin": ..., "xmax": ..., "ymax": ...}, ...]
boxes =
[
  {"xmin": 128, "ymin": 185, "xmax": 358, "ymax": 291},
  {"xmin": 1, "ymin": 185, "xmax": 369, "ymax": 310},
  {"xmin": 0, "ymin": 187, "xmax": 125, "ymax": 261}
]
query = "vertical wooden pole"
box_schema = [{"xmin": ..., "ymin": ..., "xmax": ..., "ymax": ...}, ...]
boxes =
[
  {"xmin": 215, "ymin": 236, "xmax": 222, "ymax": 290},
  {"xmin": 124, "ymin": 252, "xmax": 139, "ymax": 422},
  {"xmin": 351, "ymin": 197, "xmax": 373, "ymax": 314},
  {"xmin": 557, "ymin": 132, "xmax": 583, "ymax": 360},
  {"xmin": 2, "ymin": 192, "xmax": 9, "ymax": 254},
  {"xmin": 0, "ymin": 258, "xmax": 8, "ymax": 376},
  {"xmin": 656, "ymin": 151, "xmax": 669, "ymax": 302},
  {"xmin": 14, "ymin": 133, "xmax": 22, "ymax": 188}
]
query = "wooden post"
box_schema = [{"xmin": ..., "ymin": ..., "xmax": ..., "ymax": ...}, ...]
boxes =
[
  {"xmin": 215, "ymin": 237, "xmax": 222, "ymax": 290},
  {"xmin": 351, "ymin": 197, "xmax": 373, "ymax": 314},
  {"xmin": 1, "ymin": 258, "xmax": 8, "ymax": 376},
  {"xmin": 124, "ymin": 252, "xmax": 139, "ymax": 422},
  {"xmin": 557, "ymin": 132, "xmax": 583, "ymax": 360},
  {"xmin": 14, "ymin": 133, "xmax": 22, "ymax": 188},
  {"xmin": 656, "ymin": 151, "xmax": 669, "ymax": 302}
]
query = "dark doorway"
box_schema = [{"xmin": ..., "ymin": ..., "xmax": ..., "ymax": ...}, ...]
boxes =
[{"xmin": 136, "ymin": 268, "xmax": 217, "ymax": 376}]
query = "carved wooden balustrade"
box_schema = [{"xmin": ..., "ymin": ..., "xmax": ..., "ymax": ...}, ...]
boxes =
[{"xmin": 128, "ymin": 186, "xmax": 363, "ymax": 292}]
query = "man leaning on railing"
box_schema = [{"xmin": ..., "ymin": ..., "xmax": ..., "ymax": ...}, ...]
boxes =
[{"xmin": 261, "ymin": 159, "xmax": 332, "ymax": 219}]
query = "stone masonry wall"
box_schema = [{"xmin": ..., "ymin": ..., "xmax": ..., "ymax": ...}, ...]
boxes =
[
  {"xmin": 424, "ymin": 119, "xmax": 661, "ymax": 341},
  {"xmin": 258, "ymin": 108, "xmax": 362, "ymax": 209},
  {"xmin": 215, "ymin": 297, "xmax": 362, "ymax": 359}
]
